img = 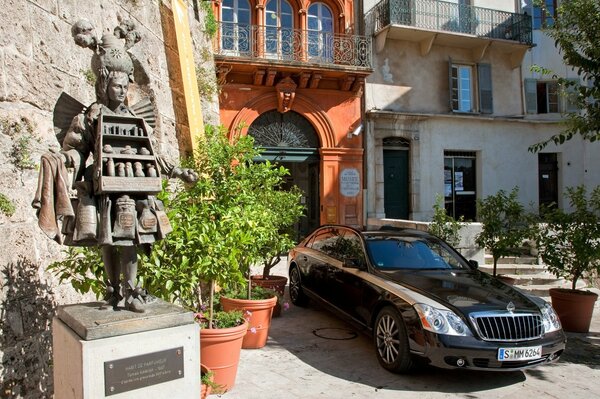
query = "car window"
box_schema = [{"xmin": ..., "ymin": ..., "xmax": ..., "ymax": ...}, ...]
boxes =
[
  {"xmin": 308, "ymin": 228, "xmax": 338, "ymax": 253},
  {"xmin": 365, "ymin": 236, "xmax": 467, "ymax": 270},
  {"xmin": 338, "ymin": 230, "xmax": 366, "ymax": 266},
  {"xmin": 309, "ymin": 228, "xmax": 365, "ymax": 264}
]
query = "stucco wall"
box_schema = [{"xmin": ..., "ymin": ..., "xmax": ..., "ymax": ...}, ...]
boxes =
[
  {"xmin": 0, "ymin": 1, "xmax": 218, "ymax": 397},
  {"xmin": 366, "ymin": 111, "xmax": 600, "ymax": 222},
  {"xmin": 366, "ymin": 40, "xmax": 524, "ymax": 116}
]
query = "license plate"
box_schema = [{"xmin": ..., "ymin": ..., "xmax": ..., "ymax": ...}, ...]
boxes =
[{"xmin": 498, "ymin": 346, "xmax": 542, "ymax": 361}]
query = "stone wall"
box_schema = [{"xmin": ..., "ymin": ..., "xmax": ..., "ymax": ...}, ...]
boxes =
[{"xmin": 0, "ymin": 1, "xmax": 218, "ymax": 397}]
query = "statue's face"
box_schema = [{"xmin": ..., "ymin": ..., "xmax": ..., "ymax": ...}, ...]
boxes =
[{"xmin": 107, "ymin": 73, "xmax": 129, "ymax": 104}]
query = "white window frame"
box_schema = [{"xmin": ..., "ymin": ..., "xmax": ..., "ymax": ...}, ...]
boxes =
[
  {"xmin": 451, "ymin": 64, "xmax": 474, "ymax": 113},
  {"xmin": 220, "ymin": 0, "xmax": 251, "ymax": 55}
]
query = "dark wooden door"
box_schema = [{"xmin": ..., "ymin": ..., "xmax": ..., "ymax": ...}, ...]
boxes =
[
  {"xmin": 383, "ymin": 149, "xmax": 409, "ymax": 219},
  {"xmin": 539, "ymin": 153, "xmax": 558, "ymax": 210}
]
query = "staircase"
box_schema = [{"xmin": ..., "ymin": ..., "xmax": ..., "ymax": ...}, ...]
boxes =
[{"xmin": 479, "ymin": 253, "xmax": 584, "ymax": 298}]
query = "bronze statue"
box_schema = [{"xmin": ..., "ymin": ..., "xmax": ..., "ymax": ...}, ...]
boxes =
[{"xmin": 32, "ymin": 19, "xmax": 198, "ymax": 313}]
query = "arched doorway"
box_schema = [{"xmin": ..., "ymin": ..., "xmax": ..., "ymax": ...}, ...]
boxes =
[{"xmin": 248, "ymin": 110, "xmax": 320, "ymax": 239}]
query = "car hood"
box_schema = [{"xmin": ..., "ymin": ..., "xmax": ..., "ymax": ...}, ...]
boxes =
[{"xmin": 379, "ymin": 268, "xmax": 542, "ymax": 315}]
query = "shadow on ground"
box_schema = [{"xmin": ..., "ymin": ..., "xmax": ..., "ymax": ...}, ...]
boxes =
[{"xmin": 267, "ymin": 299, "xmax": 526, "ymax": 394}]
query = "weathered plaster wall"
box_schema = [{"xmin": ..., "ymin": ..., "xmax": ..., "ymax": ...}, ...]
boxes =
[
  {"xmin": 366, "ymin": 40, "xmax": 523, "ymax": 116},
  {"xmin": 0, "ymin": 1, "xmax": 218, "ymax": 397}
]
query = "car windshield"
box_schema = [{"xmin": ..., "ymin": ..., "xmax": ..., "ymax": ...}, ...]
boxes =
[{"xmin": 364, "ymin": 235, "xmax": 468, "ymax": 271}]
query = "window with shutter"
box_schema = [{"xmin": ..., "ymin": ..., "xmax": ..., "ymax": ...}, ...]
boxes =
[{"xmin": 449, "ymin": 61, "xmax": 491, "ymax": 114}]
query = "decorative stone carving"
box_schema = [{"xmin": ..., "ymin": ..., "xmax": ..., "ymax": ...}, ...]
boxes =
[{"xmin": 276, "ymin": 76, "xmax": 297, "ymax": 113}]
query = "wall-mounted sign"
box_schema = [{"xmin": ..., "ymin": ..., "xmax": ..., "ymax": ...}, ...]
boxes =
[{"xmin": 340, "ymin": 168, "xmax": 360, "ymax": 197}]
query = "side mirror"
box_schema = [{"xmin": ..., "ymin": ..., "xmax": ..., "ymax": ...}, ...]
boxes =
[
  {"xmin": 344, "ymin": 258, "xmax": 365, "ymax": 270},
  {"xmin": 468, "ymin": 260, "xmax": 479, "ymax": 269}
]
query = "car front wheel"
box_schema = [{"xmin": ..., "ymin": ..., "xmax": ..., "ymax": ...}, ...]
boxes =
[
  {"xmin": 374, "ymin": 306, "xmax": 414, "ymax": 373},
  {"xmin": 289, "ymin": 265, "xmax": 308, "ymax": 306}
]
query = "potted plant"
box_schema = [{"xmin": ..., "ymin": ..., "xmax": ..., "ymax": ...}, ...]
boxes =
[
  {"xmin": 250, "ymin": 188, "xmax": 304, "ymax": 317},
  {"xmin": 536, "ymin": 185, "xmax": 600, "ymax": 333},
  {"xmin": 475, "ymin": 187, "xmax": 534, "ymax": 283},
  {"xmin": 219, "ymin": 285, "xmax": 278, "ymax": 349}
]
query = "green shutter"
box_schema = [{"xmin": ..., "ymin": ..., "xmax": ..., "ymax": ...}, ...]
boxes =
[
  {"xmin": 477, "ymin": 63, "xmax": 493, "ymax": 114},
  {"xmin": 524, "ymin": 78, "xmax": 538, "ymax": 114}
]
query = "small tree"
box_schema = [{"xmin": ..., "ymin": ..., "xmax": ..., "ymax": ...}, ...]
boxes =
[
  {"xmin": 140, "ymin": 125, "xmax": 303, "ymax": 325},
  {"xmin": 428, "ymin": 194, "xmax": 465, "ymax": 247},
  {"xmin": 536, "ymin": 186, "xmax": 600, "ymax": 290},
  {"xmin": 475, "ymin": 187, "xmax": 533, "ymax": 276}
]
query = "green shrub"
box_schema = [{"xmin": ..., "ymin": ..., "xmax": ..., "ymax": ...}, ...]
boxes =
[{"xmin": 428, "ymin": 194, "xmax": 465, "ymax": 247}]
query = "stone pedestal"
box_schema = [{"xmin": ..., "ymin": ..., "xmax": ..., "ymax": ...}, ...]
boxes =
[{"xmin": 52, "ymin": 299, "xmax": 200, "ymax": 398}]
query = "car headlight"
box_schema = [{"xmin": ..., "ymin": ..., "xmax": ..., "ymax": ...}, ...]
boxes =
[
  {"xmin": 414, "ymin": 303, "xmax": 472, "ymax": 336},
  {"xmin": 540, "ymin": 302, "xmax": 562, "ymax": 333}
]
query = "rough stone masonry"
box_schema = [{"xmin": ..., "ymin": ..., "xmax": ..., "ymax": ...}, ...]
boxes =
[{"xmin": 0, "ymin": 1, "xmax": 218, "ymax": 397}]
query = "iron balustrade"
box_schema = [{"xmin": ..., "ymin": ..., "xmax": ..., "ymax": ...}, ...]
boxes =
[
  {"xmin": 366, "ymin": 0, "xmax": 532, "ymax": 45},
  {"xmin": 214, "ymin": 22, "xmax": 373, "ymax": 69}
]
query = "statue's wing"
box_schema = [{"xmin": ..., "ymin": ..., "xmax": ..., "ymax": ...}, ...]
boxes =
[
  {"xmin": 130, "ymin": 98, "xmax": 156, "ymax": 129},
  {"xmin": 53, "ymin": 92, "xmax": 86, "ymax": 146}
]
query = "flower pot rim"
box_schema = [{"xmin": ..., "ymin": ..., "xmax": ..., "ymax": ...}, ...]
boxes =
[
  {"xmin": 199, "ymin": 320, "xmax": 249, "ymax": 333},
  {"xmin": 220, "ymin": 295, "xmax": 278, "ymax": 306},
  {"xmin": 549, "ymin": 287, "xmax": 599, "ymax": 297}
]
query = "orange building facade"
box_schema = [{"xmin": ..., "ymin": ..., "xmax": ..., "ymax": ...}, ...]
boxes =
[{"xmin": 211, "ymin": 0, "xmax": 372, "ymax": 236}]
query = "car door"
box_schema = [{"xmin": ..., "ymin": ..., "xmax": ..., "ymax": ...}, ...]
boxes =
[
  {"xmin": 326, "ymin": 229, "xmax": 370, "ymax": 325},
  {"xmin": 302, "ymin": 227, "xmax": 340, "ymax": 300}
]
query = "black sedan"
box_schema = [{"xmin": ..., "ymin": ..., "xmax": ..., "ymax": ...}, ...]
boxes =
[{"xmin": 288, "ymin": 225, "xmax": 566, "ymax": 373}]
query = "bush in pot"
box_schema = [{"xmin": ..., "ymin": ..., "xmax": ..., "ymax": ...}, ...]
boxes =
[
  {"xmin": 475, "ymin": 187, "xmax": 534, "ymax": 280},
  {"xmin": 536, "ymin": 185, "xmax": 600, "ymax": 332}
]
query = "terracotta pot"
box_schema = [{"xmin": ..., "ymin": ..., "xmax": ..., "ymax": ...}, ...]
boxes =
[
  {"xmin": 200, "ymin": 363, "xmax": 212, "ymax": 399},
  {"xmin": 200, "ymin": 321, "xmax": 247, "ymax": 392},
  {"xmin": 549, "ymin": 288, "xmax": 598, "ymax": 333},
  {"xmin": 251, "ymin": 275, "xmax": 288, "ymax": 317},
  {"xmin": 220, "ymin": 295, "xmax": 277, "ymax": 349}
]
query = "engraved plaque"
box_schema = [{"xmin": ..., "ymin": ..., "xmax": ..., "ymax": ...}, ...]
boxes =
[{"xmin": 104, "ymin": 347, "xmax": 184, "ymax": 396}]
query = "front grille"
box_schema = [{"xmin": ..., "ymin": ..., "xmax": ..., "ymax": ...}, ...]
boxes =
[{"xmin": 470, "ymin": 312, "xmax": 543, "ymax": 342}]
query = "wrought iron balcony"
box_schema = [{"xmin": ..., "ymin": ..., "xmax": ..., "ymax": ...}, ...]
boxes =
[
  {"xmin": 213, "ymin": 22, "xmax": 373, "ymax": 70},
  {"xmin": 367, "ymin": 0, "xmax": 532, "ymax": 45}
]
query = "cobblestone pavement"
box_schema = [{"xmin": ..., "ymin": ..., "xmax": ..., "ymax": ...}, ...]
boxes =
[{"xmin": 218, "ymin": 261, "xmax": 600, "ymax": 399}]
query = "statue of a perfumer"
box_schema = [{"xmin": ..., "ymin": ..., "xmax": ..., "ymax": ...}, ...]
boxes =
[{"xmin": 32, "ymin": 19, "xmax": 197, "ymax": 313}]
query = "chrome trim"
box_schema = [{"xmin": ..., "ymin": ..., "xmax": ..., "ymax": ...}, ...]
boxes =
[{"xmin": 469, "ymin": 311, "xmax": 543, "ymax": 342}]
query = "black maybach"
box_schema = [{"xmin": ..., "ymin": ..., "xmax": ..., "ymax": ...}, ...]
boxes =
[{"xmin": 288, "ymin": 225, "xmax": 566, "ymax": 372}]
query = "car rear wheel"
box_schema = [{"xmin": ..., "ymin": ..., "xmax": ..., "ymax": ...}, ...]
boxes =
[
  {"xmin": 289, "ymin": 265, "xmax": 308, "ymax": 306},
  {"xmin": 374, "ymin": 307, "xmax": 414, "ymax": 373}
]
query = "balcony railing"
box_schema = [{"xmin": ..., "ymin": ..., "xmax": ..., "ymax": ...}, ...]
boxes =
[
  {"xmin": 367, "ymin": 0, "xmax": 532, "ymax": 45},
  {"xmin": 213, "ymin": 22, "xmax": 373, "ymax": 70}
]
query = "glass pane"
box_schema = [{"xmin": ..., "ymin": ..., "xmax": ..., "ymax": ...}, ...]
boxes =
[
  {"xmin": 238, "ymin": 10, "xmax": 250, "ymax": 25},
  {"xmin": 222, "ymin": 9, "xmax": 233, "ymax": 22},
  {"xmin": 266, "ymin": 0, "xmax": 277, "ymax": 12}
]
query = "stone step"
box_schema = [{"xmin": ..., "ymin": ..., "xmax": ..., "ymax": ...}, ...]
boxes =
[
  {"xmin": 515, "ymin": 280, "xmax": 585, "ymax": 297},
  {"xmin": 484, "ymin": 254, "xmax": 538, "ymax": 265},
  {"xmin": 479, "ymin": 263, "xmax": 547, "ymax": 275}
]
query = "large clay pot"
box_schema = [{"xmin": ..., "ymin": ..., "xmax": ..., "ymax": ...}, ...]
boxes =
[
  {"xmin": 251, "ymin": 275, "xmax": 288, "ymax": 317},
  {"xmin": 200, "ymin": 321, "xmax": 247, "ymax": 392},
  {"xmin": 549, "ymin": 288, "xmax": 598, "ymax": 333},
  {"xmin": 220, "ymin": 295, "xmax": 277, "ymax": 349}
]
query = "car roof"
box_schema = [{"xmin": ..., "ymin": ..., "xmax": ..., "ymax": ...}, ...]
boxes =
[{"xmin": 315, "ymin": 224, "xmax": 433, "ymax": 238}]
